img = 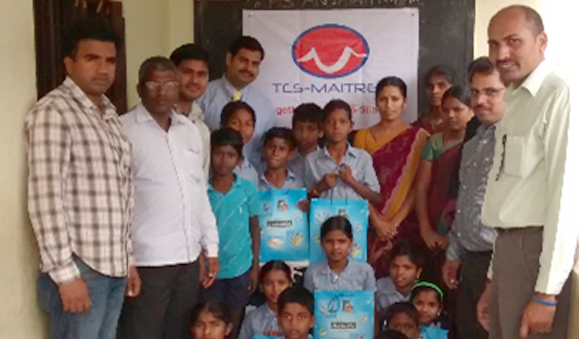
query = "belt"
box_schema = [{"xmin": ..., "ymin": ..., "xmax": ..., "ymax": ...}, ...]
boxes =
[{"xmin": 495, "ymin": 225, "xmax": 543, "ymax": 234}]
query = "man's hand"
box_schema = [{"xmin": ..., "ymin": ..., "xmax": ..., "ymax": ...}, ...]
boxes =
[
  {"xmin": 519, "ymin": 293, "xmax": 557, "ymax": 339},
  {"xmin": 477, "ymin": 281, "xmax": 491, "ymax": 331},
  {"xmin": 59, "ymin": 278, "xmax": 91, "ymax": 313},
  {"xmin": 125, "ymin": 266, "xmax": 141, "ymax": 297},
  {"xmin": 297, "ymin": 199, "xmax": 310, "ymax": 213},
  {"xmin": 201, "ymin": 257, "xmax": 219, "ymax": 288},
  {"xmin": 337, "ymin": 164, "xmax": 354, "ymax": 185},
  {"xmin": 442, "ymin": 259, "xmax": 461, "ymax": 290},
  {"xmin": 248, "ymin": 265, "xmax": 259, "ymax": 294}
]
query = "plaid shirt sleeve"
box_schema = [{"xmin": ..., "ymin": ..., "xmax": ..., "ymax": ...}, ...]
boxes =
[{"xmin": 25, "ymin": 104, "xmax": 80, "ymax": 284}]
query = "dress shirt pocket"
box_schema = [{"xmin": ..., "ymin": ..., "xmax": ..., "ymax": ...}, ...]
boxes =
[
  {"xmin": 503, "ymin": 135, "xmax": 538, "ymax": 178},
  {"xmin": 182, "ymin": 148, "xmax": 204, "ymax": 183}
]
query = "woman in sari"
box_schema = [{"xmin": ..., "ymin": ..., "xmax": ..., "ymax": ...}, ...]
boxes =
[
  {"xmin": 354, "ymin": 76, "xmax": 430, "ymax": 278},
  {"xmin": 415, "ymin": 85, "xmax": 474, "ymax": 284},
  {"xmin": 412, "ymin": 66, "xmax": 455, "ymax": 134}
]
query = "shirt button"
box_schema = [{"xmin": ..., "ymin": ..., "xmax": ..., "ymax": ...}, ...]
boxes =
[{"xmin": 456, "ymin": 209, "xmax": 461, "ymax": 214}]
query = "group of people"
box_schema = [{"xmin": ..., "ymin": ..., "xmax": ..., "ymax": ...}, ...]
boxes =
[{"xmin": 25, "ymin": 4, "xmax": 575, "ymax": 339}]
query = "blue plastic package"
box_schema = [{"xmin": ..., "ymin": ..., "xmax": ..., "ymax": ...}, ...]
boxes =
[
  {"xmin": 309, "ymin": 199, "xmax": 368, "ymax": 264},
  {"xmin": 314, "ymin": 290, "xmax": 374, "ymax": 339},
  {"xmin": 258, "ymin": 189, "xmax": 309, "ymax": 263}
]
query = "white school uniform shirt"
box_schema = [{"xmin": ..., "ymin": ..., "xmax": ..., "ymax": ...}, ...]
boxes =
[
  {"xmin": 481, "ymin": 60, "xmax": 577, "ymax": 294},
  {"xmin": 121, "ymin": 103, "xmax": 219, "ymax": 266}
]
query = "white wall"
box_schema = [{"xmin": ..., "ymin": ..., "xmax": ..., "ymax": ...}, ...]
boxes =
[
  {"xmin": 121, "ymin": 0, "xmax": 194, "ymax": 108},
  {"xmin": 0, "ymin": 0, "xmax": 48, "ymax": 338}
]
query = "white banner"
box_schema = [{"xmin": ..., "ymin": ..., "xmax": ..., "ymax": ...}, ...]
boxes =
[{"xmin": 243, "ymin": 9, "xmax": 419, "ymax": 129}]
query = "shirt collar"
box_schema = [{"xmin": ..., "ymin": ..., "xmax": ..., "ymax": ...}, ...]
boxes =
[
  {"xmin": 259, "ymin": 169, "xmax": 296, "ymax": 188},
  {"xmin": 134, "ymin": 102, "xmax": 186, "ymax": 126},
  {"xmin": 221, "ymin": 75, "xmax": 249, "ymax": 98},
  {"xmin": 322, "ymin": 144, "xmax": 357, "ymax": 160},
  {"xmin": 476, "ymin": 123, "xmax": 497, "ymax": 138},
  {"xmin": 63, "ymin": 76, "xmax": 116, "ymax": 118},
  {"xmin": 207, "ymin": 174, "xmax": 242, "ymax": 192},
  {"xmin": 515, "ymin": 59, "xmax": 552, "ymax": 97},
  {"xmin": 320, "ymin": 259, "xmax": 352, "ymax": 276}
]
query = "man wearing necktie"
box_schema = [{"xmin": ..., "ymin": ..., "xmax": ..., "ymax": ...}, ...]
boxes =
[{"xmin": 199, "ymin": 36, "xmax": 276, "ymax": 169}]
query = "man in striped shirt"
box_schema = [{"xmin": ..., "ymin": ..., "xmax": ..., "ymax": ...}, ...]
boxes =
[{"xmin": 25, "ymin": 17, "xmax": 140, "ymax": 339}]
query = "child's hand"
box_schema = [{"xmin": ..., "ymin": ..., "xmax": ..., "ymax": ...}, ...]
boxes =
[
  {"xmin": 421, "ymin": 227, "xmax": 446, "ymax": 250},
  {"xmin": 318, "ymin": 173, "xmax": 338, "ymax": 192},
  {"xmin": 297, "ymin": 199, "xmax": 310, "ymax": 213},
  {"xmin": 374, "ymin": 219, "xmax": 397, "ymax": 241},
  {"xmin": 337, "ymin": 164, "xmax": 354, "ymax": 185},
  {"xmin": 248, "ymin": 265, "xmax": 259, "ymax": 294}
]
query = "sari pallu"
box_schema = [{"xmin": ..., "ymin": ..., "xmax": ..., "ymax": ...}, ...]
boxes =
[
  {"xmin": 420, "ymin": 134, "xmax": 463, "ymax": 286},
  {"xmin": 365, "ymin": 126, "xmax": 429, "ymax": 278}
]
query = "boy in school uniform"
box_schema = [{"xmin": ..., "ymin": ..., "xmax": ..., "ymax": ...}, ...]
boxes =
[
  {"xmin": 203, "ymin": 128, "xmax": 261, "ymax": 338},
  {"xmin": 305, "ymin": 100, "xmax": 381, "ymax": 204},
  {"xmin": 289, "ymin": 103, "xmax": 324, "ymax": 179},
  {"xmin": 277, "ymin": 287, "xmax": 316, "ymax": 339},
  {"xmin": 259, "ymin": 127, "xmax": 304, "ymax": 191}
]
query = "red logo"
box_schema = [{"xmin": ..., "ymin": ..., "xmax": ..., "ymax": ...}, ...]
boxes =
[{"xmin": 292, "ymin": 24, "xmax": 370, "ymax": 79}]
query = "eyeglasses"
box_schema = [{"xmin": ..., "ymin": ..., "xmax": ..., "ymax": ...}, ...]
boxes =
[
  {"xmin": 470, "ymin": 87, "xmax": 505, "ymax": 98},
  {"xmin": 143, "ymin": 81, "xmax": 179, "ymax": 92},
  {"xmin": 496, "ymin": 134, "xmax": 507, "ymax": 181}
]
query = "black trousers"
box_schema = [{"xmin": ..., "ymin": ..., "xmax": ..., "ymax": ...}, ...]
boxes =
[
  {"xmin": 455, "ymin": 250, "xmax": 492, "ymax": 339},
  {"xmin": 121, "ymin": 261, "xmax": 199, "ymax": 339}
]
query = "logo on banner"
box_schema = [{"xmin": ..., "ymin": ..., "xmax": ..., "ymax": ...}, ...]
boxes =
[{"xmin": 292, "ymin": 24, "xmax": 370, "ymax": 79}]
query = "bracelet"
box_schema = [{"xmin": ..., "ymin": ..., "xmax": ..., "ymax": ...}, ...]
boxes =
[{"xmin": 531, "ymin": 295, "xmax": 557, "ymax": 307}]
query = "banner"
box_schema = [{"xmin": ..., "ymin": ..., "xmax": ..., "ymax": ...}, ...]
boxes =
[
  {"xmin": 243, "ymin": 9, "xmax": 419, "ymax": 128},
  {"xmin": 309, "ymin": 199, "xmax": 368, "ymax": 264},
  {"xmin": 314, "ymin": 290, "xmax": 374, "ymax": 339},
  {"xmin": 258, "ymin": 189, "xmax": 309, "ymax": 263}
]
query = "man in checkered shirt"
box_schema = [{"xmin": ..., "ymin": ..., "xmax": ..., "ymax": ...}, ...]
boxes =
[{"xmin": 24, "ymin": 17, "xmax": 140, "ymax": 339}]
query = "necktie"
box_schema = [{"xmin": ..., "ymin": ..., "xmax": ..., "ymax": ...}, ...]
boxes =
[{"xmin": 231, "ymin": 90, "xmax": 242, "ymax": 102}]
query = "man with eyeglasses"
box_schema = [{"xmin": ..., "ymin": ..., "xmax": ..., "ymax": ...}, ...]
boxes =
[
  {"xmin": 442, "ymin": 57, "xmax": 505, "ymax": 339},
  {"xmin": 476, "ymin": 5, "xmax": 575, "ymax": 339},
  {"xmin": 120, "ymin": 56, "xmax": 219, "ymax": 339}
]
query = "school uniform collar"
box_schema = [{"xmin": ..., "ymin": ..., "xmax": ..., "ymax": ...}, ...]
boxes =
[
  {"xmin": 259, "ymin": 168, "xmax": 296, "ymax": 188},
  {"xmin": 207, "ymin": 174, "xmax": 242, "ymax": 192},
  {"xmin": 321, "ymin": 144, "xmax": 357, "ymax": 160}
]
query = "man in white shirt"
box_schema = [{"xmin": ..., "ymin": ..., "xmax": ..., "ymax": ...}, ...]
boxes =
[
  {"xmin": 120, "ymin": 57, "xmax": 219, "ymax": 339},
  {"xmin": 170, "ymin": 44, "xmax": 212, "ymax": 178},
  {"xmin": 476, "ymin": 6, "xmax": 575, "ymax": 339}
]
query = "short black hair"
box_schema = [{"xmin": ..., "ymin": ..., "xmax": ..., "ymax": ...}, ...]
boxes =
[
  {"xmin": 377, "ymin": 329, "xmax": 409, "ymax": 339},
  {"xmin": 292, "ymin": 103, "xmax": 323, "ymax": 126},
  {"xmin": 263, "ymin": 127, "xmax": 297, "ymax": 150},
  {"xmin": 442, "ymin": 85, "xmax": 471, "ymax": 107},
  {"xmin": 411, "ymin": 281, "xmax": 444, "ymax": 304},
  {"xmin": 387, "ymin": 241, "xmax": 424, "ymax": 270},
  {"xmin": 321, "ymin": 216, "xmax": 353, "ymax": 240},
  {"xmin": 191, "ymin": 300, "xmax": 232, "ymax": 326},
  {"xmin": 468, "ymin": 57, "xmax": 499, "ymax": 83},
  {"xmin": 138, "ymin": 56, "xmax": 178, "ymax": 86},
  {"xmin": 229, "ymin": 36, "xmax": 265, "ymax": 61},
  {"xmin": 322, "ymin": 99, "xmax": 352, "ymax": 122},
  {"xmin": 384, "ymin": 302, "xmax": 419, "ymax": 329},
  {"xmin": 63, "ymin": 15, "xmax": 121, "ymax": 58},
  {"xmin": 425, "ymin": 65, "xmax": 455, "ymax": 86},
  {"xmin": 220, "ymin": 101, "xmax": 257, "ymax": 128},
  {"xmin": 259, "ymin": 260, "xmax": 293, "ymax": 284},
  {"xmin": 170, "ymin": 43, "xmax": 210, "ymax": 67},
  {"xmin": 376, "ymin": 76, "xmax": 408, "ymax": 101},
  {"xmin": 278, "ymin": 286, "xmax": 314, "ymax": 315},
  {"xmin": 210, "ymin": 128, "xmax": 244, "ymax": 157}
]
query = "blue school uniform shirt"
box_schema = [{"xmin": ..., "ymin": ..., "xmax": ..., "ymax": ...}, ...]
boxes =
[
  {"xmin": 239, "ymin": 304, "xmax": 281, "ymax": 339},
  {"xmin": 207, "ymin": 175, "xmax": 261, "ymax": 279},
  {"xmin": 303, "ymin": 258, "xmax": 376, "ymax": 292},
  {"xmin": 420, "ymin": 326, "xmax": 448, "ymax": 339},
  {"xmin": 236, "ymin": 156, "xmax": 259, "ymax": 187},
  {"xmin": 199, "ymin": 76, "xmax": 276, "ymax": 168},
  {"xmin": 376, "ymin": 276, "xmax": 410, "ymax": 311},
  {"xmin": 304, "ymin": 145, "xmax": 380, "ymax": 200},
  {"xmin": 257, "ymin": 169, "xmax": 304, "ymax": 191}
]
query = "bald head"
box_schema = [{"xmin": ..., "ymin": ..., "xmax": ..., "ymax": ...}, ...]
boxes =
[{"xmin": 490, "ymin": 5, "xmax": 544, "ymax": 37}]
